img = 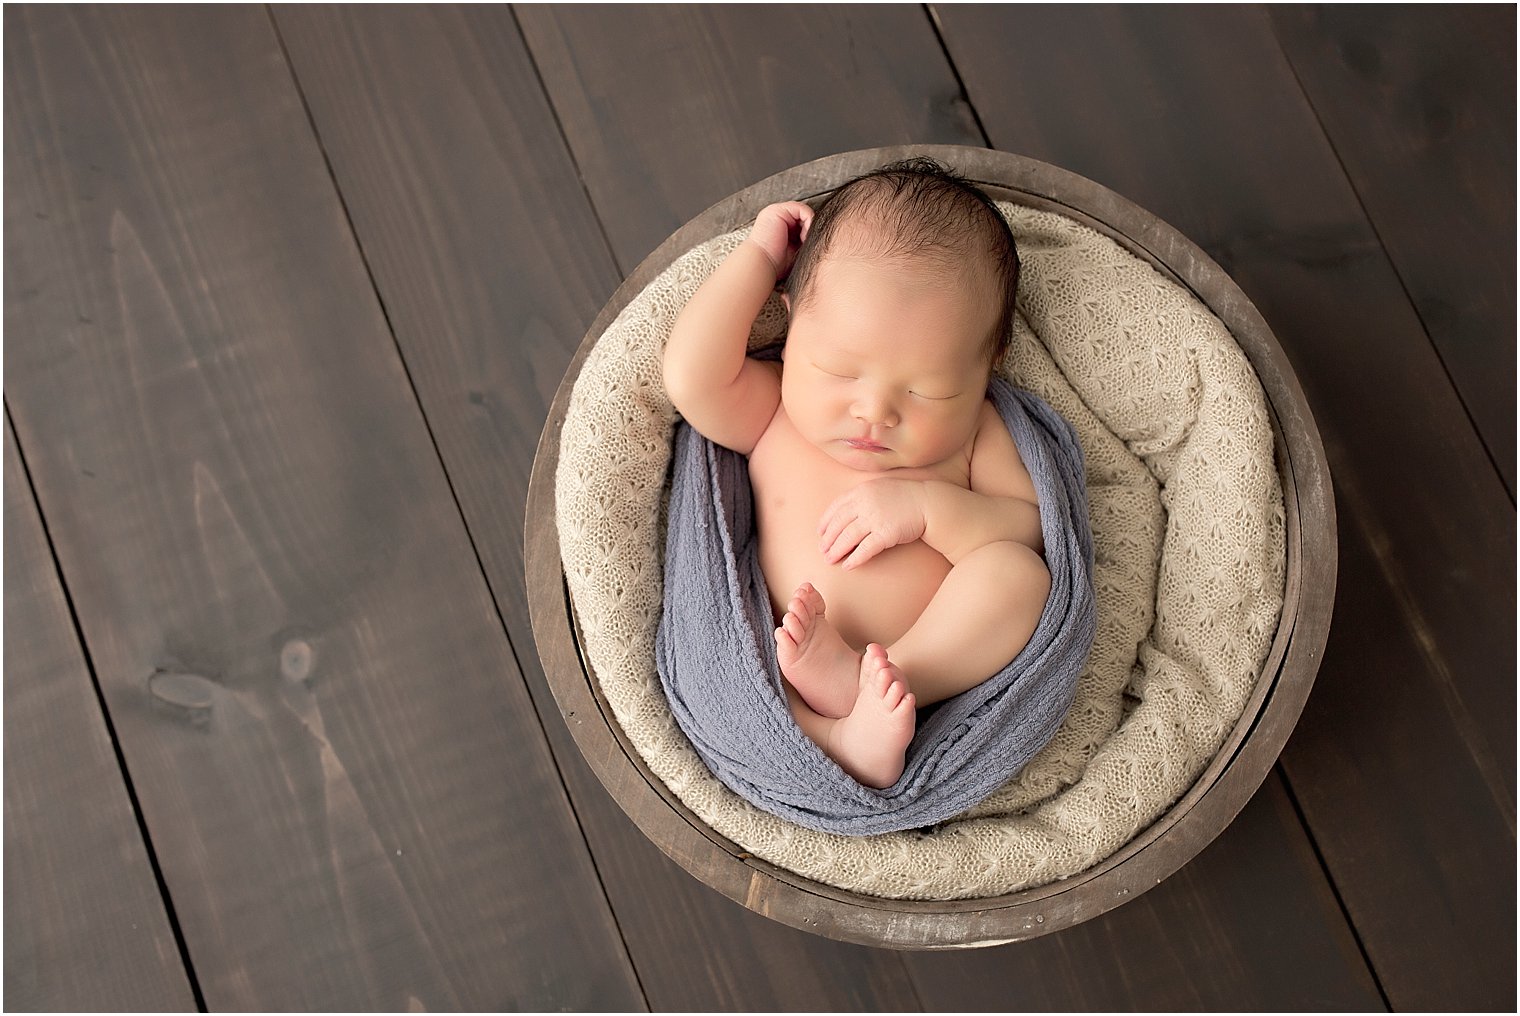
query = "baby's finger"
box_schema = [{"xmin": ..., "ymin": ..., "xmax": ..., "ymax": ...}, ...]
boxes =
[
  {"xmin": 779, "ymin": 200, "xmax": 812, "ymax": 221},
  {"xmin": 842, "ymin": 532, "xmax": 888, "ymax": 570},
  {"xmin": 822, "ymin": 520, "xmax": 868, "ymax": 564},
  {"xmin": 816, "ymin": 491, "xmax": 850, "ymax": 533},
  {"xmin": 817, "ymin": 503, "xmax": 855, "ymax": 551}
]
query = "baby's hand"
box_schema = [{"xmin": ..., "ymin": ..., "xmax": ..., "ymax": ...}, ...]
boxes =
[
  {"xmin": 746, "ymin": 201, "xmax": 814, "ymax": 282},
  {"xmin": 818, "ymin": 478, "xmax": 927, "ymax": 570}
]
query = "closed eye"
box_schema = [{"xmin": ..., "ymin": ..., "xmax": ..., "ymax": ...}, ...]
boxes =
[
  {"xmin": 911, "ymin": 390, "xmax": 960, "ymax": 401},
  {"xmin": 814, "ymin": 363, "xmax": 856, "ymax": 380}
]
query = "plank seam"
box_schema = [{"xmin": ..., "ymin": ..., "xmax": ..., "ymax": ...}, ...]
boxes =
[
  {"xmin": 1266, "ymin": 11, "xmax": 1515, "ymax": 506},
  {"xmin": 497, "ymin": 6, "xmax": 658, "ymax": 1003},
  {"xmin": 1276, "ymin": 761, "xmax": 1393, "ymax": 1011},
  {"xmin": 262, "ymin": 7, "xmax": 650, "ymax": 1008},
  {"xmin": 509, "ymin": 4, "xmax": 629, "ymax": 280},
  {"xmin": 2, "ymin": 399, "xmax": 208, "ymax": 1013},
  {"xmin": 922, "ymin": 3, "xmax": 993, "ymax": 149},
  {"xmin": 501, "ymin": 5, "xmax": 682, "ymax": 998}
]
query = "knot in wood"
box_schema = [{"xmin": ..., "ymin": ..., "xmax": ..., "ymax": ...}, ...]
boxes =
[{"xmin": 280, "ymin": 639, "xmax": 313, "ymax": 684}]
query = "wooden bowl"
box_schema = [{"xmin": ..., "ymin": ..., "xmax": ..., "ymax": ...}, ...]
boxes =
[{"xmin": 525, "ymin": 145, "xmax": 1336, "ymax": 949}]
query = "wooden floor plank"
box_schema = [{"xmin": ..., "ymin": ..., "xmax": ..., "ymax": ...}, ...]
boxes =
[
  {"xmin": 3, "ymin": 7, "xmax": 640, "ymax": 1010},
  {"xmin": 516, "ymin": 3, "xmax": 985, "ymax": 270},
  {"xmin": 1284, "ymin": 477, "xmax": 1515, "ymax": 1009},
  {"xmin": 520, "ymin": 3, "xmax": 1375, "ymax": 1008},
  {"xmin": 2, "ymin": 415, "xmax": 197, "ymax": 1012},
  {"xmin": 9, "ymin": 4, "xmax": 1503, "ymax": 1008},
  {"xmin": 269, "ymin": 5, "xmax": 918, "ymax": 1008},
  {"xmin": 934, "ymin": 5, "xmax": 1515, "ymax": 1008},
  {"xmin": 1271, "ymin": 5, "xmax": 1517, "ymax": 496},
  {"xmin": 906, "ymin": 771, "xmax": 1383, "ymax": 1010}
]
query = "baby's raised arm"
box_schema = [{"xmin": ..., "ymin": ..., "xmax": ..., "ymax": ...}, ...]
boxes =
[{"xmin": 663, "ymin": 202, "xmax": 812, "ymax": 455}]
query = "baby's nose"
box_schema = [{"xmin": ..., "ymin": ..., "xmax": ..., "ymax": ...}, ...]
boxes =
[{"xmin": 852, "ymin": 392, "xmax": 900, "ymax": 427}]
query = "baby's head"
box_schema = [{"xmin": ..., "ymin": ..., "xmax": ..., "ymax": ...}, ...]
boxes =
[
  {"xmin": 785, "ymin": 158, "xmax": 1020, "ymax": 370},
  {"xmin": 778, "ymin": 160, "xmax": 1021, "ymax": 472}
]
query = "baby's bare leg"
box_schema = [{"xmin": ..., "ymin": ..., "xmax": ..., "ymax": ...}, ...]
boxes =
[
  {"xmin": 888, "ymin": 541, "xmax": 1051, "ymax": 706},
  {"xmin": 785, "ymin": 645, "xmax": 916, "ymax": 789}
]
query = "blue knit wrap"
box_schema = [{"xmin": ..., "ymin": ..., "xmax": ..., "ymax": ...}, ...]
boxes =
[{"xmin": 655, "ymin": 378, "xmax": 1096, "ymax": 835}]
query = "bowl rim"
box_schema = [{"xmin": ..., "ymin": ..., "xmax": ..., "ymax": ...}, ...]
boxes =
[{"xmin": 524, "ymin": 145, "xmax": 1337, "ymax": 949}]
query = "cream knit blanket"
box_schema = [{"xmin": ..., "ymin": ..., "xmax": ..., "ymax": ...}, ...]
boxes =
[{"xmin": 555, "ymin": 204, "xmax": 1285, "ymax": 900}]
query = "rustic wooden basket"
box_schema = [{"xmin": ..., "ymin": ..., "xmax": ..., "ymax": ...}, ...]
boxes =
[{"xmin": 524, "ymin": 146, "xmax": 1336, "ymax": 950}]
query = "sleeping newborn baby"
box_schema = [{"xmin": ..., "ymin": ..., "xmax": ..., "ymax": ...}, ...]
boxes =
[{"xmin": 662, "ymin": 159, "xmax": 1050, "ymax": 789}]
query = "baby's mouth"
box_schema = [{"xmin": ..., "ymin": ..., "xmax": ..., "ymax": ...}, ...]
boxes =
[{"xmin": 844, "ymin": 437, "xmax": 889, "ymax": 453}]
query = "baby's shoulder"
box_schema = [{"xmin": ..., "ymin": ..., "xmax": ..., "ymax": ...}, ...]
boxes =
[
  {"xmin": 748, "ymin": 387, "xmax": 804, "ymax": 463},
  {"xmin": 968, "ymin": 396, "xmax": 1010, "ymax": 454},
  {"xmin": 969, "ymin": 396, "xmax": 1037, "ymax": 500}
]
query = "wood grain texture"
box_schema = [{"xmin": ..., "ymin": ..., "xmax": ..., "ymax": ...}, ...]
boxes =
[
  {"xmin": 934, "ymin": 4, "xmax": 1514, "ymax": 1008},
  {"xmin": 3, "ymin": 6, "xmax": 638, "ymax": 1009},
  {"xmin": 1283, "ymin": 487, "xmax": 1516, "ymax": 1009},
  {"xmin": 569, "ymin": 788, "xmax": 924, "ymax": 1011},
  {"xmin": 1271, "ymin": 5, "xmax": 1517, "ymax": 496},
  {"xmin": 270, "ymin": 5, "xmax": 918, "ymax": 1008},
  {"xmin": 7, "ymin": 3, "xmax": 1507, "ymax": 1008},
  {"xmin": 516, "ymin": 3, "xmax": 984, "ymax": 269},
  {"xmin": 2, "ymin": 416, "xmax": 196, "ymax": 1011},
  {"xmin": 268, "ymin": 3, "xmax": 617, "ymax": 668},
  {"xmin": 905, "ymin": 770, "xmax": 1382, "ymax": 1010}
]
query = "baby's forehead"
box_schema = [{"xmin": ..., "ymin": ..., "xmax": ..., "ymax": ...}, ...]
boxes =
[
  {"xmin": 808, "ymin": 238, "xmax": 999, "ymax": 305},
  {"xmin": 799, "ymin": 273, "xmax": 992, "ymax": 365}
]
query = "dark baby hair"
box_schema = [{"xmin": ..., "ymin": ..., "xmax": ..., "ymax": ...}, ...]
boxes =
[{"xmin": 784, "ymin": 157, "xmax": 1021, "ymax": 365}]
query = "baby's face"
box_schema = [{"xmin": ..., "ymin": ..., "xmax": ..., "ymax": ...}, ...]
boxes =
[{"xmin": 781, "ymin": 253, "xmax": 997, "ymax": 473}]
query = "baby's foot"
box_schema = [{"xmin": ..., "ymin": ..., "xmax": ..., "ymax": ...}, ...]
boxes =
[
  {"xmin": 775, "ymin": 582, "xmax": 860, "ymax": 719},
  {"xmin": 828, "ymin": 645, "xmax": 916, "ymax": 789}
]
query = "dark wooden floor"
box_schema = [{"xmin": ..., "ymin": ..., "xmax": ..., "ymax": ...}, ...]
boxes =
[{"xmin": 4, "ymin": 5, "xmax": 1514, "ymax": 1011}]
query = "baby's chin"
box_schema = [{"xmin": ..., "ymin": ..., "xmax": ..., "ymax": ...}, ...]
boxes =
[{"xmin": 827, "ymin": 441, "xmax": 924, "ymax": 473}]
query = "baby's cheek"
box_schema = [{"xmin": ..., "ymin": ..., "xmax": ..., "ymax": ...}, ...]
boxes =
[
  {"xmin": 925, "ymin": 405, "xmax": 978, "ymax": 445},
  {"xmin": 784, "ymin": 394, "xmax": 834, "ymax": 449},
  {"xmin": 924, "ymin": 407, "xmax": 984, "ymax": 465}
]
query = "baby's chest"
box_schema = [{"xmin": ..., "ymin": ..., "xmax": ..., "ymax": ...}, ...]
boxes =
[
  {"xmin": 746, "ymin": 418, "xmax": 965, "ymax": 647},
  {"xmin": 748, "ymin": 432, "xmax": 850, "ymax": 532}
]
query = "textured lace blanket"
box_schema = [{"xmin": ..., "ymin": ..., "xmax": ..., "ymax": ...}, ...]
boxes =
[
  {"xmin": 557, "ymin": 206, "xmax": 1285, "ymax": 899},
  {"xmin": 655, "ymin": 378, "xmax": 1098, "ymax": 835}
]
